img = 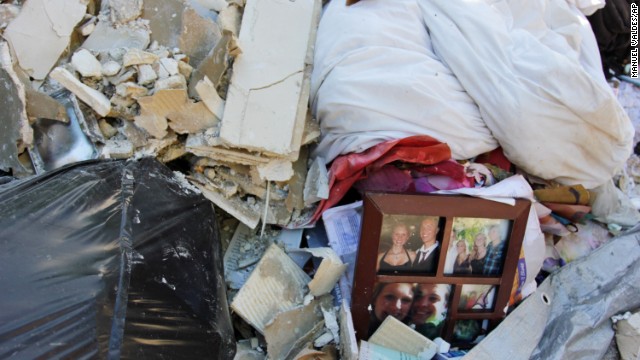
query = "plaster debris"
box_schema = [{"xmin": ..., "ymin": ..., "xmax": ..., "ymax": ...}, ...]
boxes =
[
  {"xmin": 123, "ymin": 48, "xmax": 160, "ymax": 67},
  {"xmin": 82, "ymin": 17, "xmax": 151, "ymax": 51},
  {"xmin": 50, "ymin": 67, "xmax": 112, "ymax": 117},
  {"xmin": 103, "ymin": 139, "xmax": 134, "ymax": 159},
  {"xmin": 304, "ymin": 247, "xmax": 347, "ymax": 297},
  {"xmin": 304, "ymin": 156, "xmax": 329, "ymax": 206},
  {"xmin": 219, "ymin": 0, "xmax": 322, "ymax": 157},
  {"xmin": 25, "ymin": 89, "xmax": 69, "ymax": 123},
  {"xmin": 616, "ymin": 311, "xmax": 640, "ymax": 360},
  {"xmin": 339, "ymin": 301, "xmax": 359, "ymax": 360},
  {"xmin": 116, "ymin": 82, "xmax": 149, "ymax": 99},
  {"xmin": 257, "ymin": 159, "xmax": 294, "ymax": 182},
  {"xmin": 3, "ymin": 0, "xmax": 86, "ymax": 80},
  {"xmin": 195, "ymin": 76, "xmax": 225, "ymax": 120},
  {"xmin": 217, "ymin": 5, "xmax": 242, "ymax": 36},
  {"xmin": 71, "ymin": 49, "xmax": 102, "ymax": 78},
  {"xmin": 137, "ymin": 64, "xmax": 158, "ymax": 85},
  {"xmin": 154, "ymin": 74, "xmax": 187, "ymax": 91},
  {"xmin": 230, "ymin": 244, "xmax": 311, "ymax": 333}
]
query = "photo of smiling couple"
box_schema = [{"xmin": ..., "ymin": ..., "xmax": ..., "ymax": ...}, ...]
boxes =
[{"xmin": 376, "ymin": 216, "xmax": 441, "ymax": 274}]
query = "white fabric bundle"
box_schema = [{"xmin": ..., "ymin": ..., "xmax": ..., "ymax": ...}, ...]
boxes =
[{"xmin": 310, "ymin": 0, "xmax": 633, "ymax": 188}]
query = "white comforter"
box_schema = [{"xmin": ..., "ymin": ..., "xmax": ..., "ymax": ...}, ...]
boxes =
[{"xmin": 310, "ymin": 0, "xmax": 633, "ymax": 188}]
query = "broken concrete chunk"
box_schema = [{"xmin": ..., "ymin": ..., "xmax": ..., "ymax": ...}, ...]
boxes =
[
  {"xmin": 109, "ymin": 0, "xmax": 143, "ymax": 24},
  {"xmin": 116, "ymin": 82, "xmax": 149, "ymax": 99},
  {"xmin": 231, "ymin": 244, "xmax": 311, "ymax": 333},
  {"xmin": 0, "ymin": 41, "xmax": 32, "ymax": 176},
  {"xmin": 219, "ymin": 0, "xmax": 322, "ymax": 157},
  {"xmin": 3, "ymin": 0, "xmax": 87, "ymax": 80},
  {"xmin": 256, "ymin": 159, "xmax": 294, "ymax": 183},
  {"xmin": 103, "ymin": 139, "xmax": 134, "ymax": 159},
  {"xmin": 123, "ymin": 48, "xmax": 160, "ymax": 67},
  {"xmin": 107, "ymin": 68, "xmax": 136, "ymax": 85},
  {"xmin": 616, "ymin": 311, "xmax": 640, "ymax": 360},
  {"xmin": 177, "ymin": 60, "xmax": 193, "ymax": 78},
  {"xmin": 195, "ymin": 76, "xmax": 225, "ymax": 119},
  {"xmin": 198, "ymin": 184, "xmax": 262, "ymax": 229},
  {"xmin": 50, "ymin": 67, "xmax": 112, "ymax": 117},
  {"xmin": 304, "ymin": 156, "xmax": 329, "ymax": 206},
  {"xmin": 72, "ymin": 49, "xmax": 102, "ymax": 78},
  {"xmin": 137, "ymin": 64, "xmax": 158, "ymax": 85},
  {"xmin": 154, "ymin": 74, "xmax": 187, "ymax": 91},
  {"xmin": 101, "ymin": 60, "xmax": 122, "ymax": 76},
  {"xmin": 79, "ymin": 16, "xmax": 97, "ymax": 36},
  {"xmin": 135, "ymin": 89, "xmax": 219, "ymax": 137},
  {"xmin": 25, "ymin": 89, "xmax": 69, "ymax": 123},
  {"xmin": 369, "ymin": 316, "xmax": 437, "ymax": 359},
  {"xmin": 119, "ymin": 120, "xmax": 150, "ymax": 148},
  {"xmin": 82, "ymin": 18, "xmax": 150, "ymax": 51}
]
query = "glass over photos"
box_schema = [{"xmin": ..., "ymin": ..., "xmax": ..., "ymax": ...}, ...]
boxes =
[
  {"xmin": 443, "ymin": 218, "xmax": 511, "ymax": 276},
  {"xmin": 457, "ymin": 284, "xmax": 496, "ymax": 312},
  {"xmin": 376, "ymin": 214, "xmax": 444, "ymax": 275},
  {"xmin": 367, "ymin": 282, "xmax": 451, "ymax": 340},
  {"xmin": 452, "ymin": 319, "xmax": 489, "ymax": 344}
]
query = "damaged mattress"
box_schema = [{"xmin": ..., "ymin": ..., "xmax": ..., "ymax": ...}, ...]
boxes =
[{"xmin": 310, "ymin": 0, "xmax": 634, "ymax": 188}]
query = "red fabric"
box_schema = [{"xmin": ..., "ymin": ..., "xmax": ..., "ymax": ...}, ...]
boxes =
[
  {"xmin": 309, "ymin": 135, "xmax": 453, "ymax": 223},
  {"xmin": 475, "ymin": 147, "xmax": 512, "ymax": 172}
]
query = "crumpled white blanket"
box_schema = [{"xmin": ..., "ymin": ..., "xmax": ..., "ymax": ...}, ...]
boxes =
[{"xmin": 310, "ymin": 0, "xmax": 633, "ymax": 189}]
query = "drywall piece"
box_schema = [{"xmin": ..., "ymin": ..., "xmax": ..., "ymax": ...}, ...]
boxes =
[
  {"xmin": 137, "ymin": 64, "xmax": 158, "ymax": 85},
  {"xmin": 230, "ymin": 244, "xmax": 311, "ymax": 333},
  {"xmin": 616, "ymin": 311, "xmax": 640, "ymax": 360},
  {"xmin": 219, "ymin": 0, "xmax": 321, "ymax": 157},
  {"xmin": 72, "ymin": 49, "xmax": 102, "ymax": 78},
  {"xmin": 217, "ymin": 5, "xmax": 242, "ymax": 36},
  {"xmin": 0, "ymin": 4, "xmax": 20, "ymax": 29},
  {"xmin": 369, "ymin": 316, "xmax": 437, "ymax": 359},
  {"xmin": 197, "ymin": 184, "xmax": 261, "ymax": 229},
  {"xmin": 195, "ymin": 76, "xmax": 225, "ymax": 120},
  {"xmin": 264, "ymin": 296, "xmax": 331, "ymax": 360},
  {"xmin": 102, "ymin": 61, "xmax": 121, "ymax": 76},
  {"xmin": 339, "ymin": 301, "xmax": 359, "ymax": 360},
  {"xmin": 3, "ymin": 0, "xmax": 86, "ymax": 80},
  {"xmin": 256, "ymin": 159, "xmax": 294, "ymax": 182},
  {"xmin": 135, "ymin": 89, "xmax": 218, "ymax": 137},
  {"xmin": 49, "ymin": 67, "xmax": 111, "ymax": 117},
  {"xmin": 303, "ymin": 156, "xmax": 329, "ymax": 206},
  {"xmin": 304, "ymin": 247, "xmax": 347, "ymax": 297},
  {"xmin": 187, "ymin": 135, "xmax": 271, "ymax": 166},
  {"xmin": 119, "ymin": 120, "xmax": 150, "ymax": 148},
  {"xmin": 82, "ymin": 18, "xmax": 150, "ymax": 51},
  {"xmin": 103, "ymin": 139, "xmax": 134, "ymax": 159},
  {"xmin": 142, "ymin": 0, "xmax": 222, "ymax": 68},
  {"xmin": 25, "ymin": 89, "xmax": 69, "ymax": 123},
  {"xmin": 286, "ymin": 146, "xmax": 308, "ymax": 212},
  {"xmin": 107, "ymin": 68, "xmax": 136, "ymax": 85},
  {"xmin": 123, "ymin": 48, "xmax": 159, "ymax": 67},
  {"xmin": 154, "ymin": 74, "xmax": 187, "ymax": 91},
  {"xmin": 301, "ymin": 116, "xmax": 320, "ymax": 146},
  {"xmin": 215, "ymin": 167, "xmax": 268, "ymax": 199},
  {"xmin": 188, "ymin": 32, "xmax": 232, "ymax": 99},
  {"xmin": 109, "ymin": 0, "xmax": 143, "ymax": 24},
  {"xmin": 158, "ymin": 58, "xmax": 179, "ymax": 78},
  {"xmin": 0, "ymin": 42, "xmax": 32, "ymax": 176},
  {"xmin": 115, "ymin": 82, "xmax": 148, "ymax": 98}
]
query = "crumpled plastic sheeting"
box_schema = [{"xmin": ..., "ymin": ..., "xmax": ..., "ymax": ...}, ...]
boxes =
[
  {"xmin": 312, "ymin": 0, "xmax": 633, "ymax": 189},
  {"xmin": 465, "ymin": 226, "xmax": 640, "ymax": 360}
]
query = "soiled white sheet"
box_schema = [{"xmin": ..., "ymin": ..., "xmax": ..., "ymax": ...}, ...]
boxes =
[{"xmin": 310, "ymin": 0, "xmax": 633, "ymax": 188}]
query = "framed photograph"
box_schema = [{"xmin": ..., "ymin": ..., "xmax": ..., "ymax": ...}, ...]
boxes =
[{"xmin": 350, "ymin": 192, "xmax": 530, "ymax": 346}]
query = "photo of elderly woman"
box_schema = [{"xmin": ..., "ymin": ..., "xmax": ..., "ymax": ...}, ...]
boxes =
[
  {"xmin": 367, "ymin": 282, "xmax": 451, "ymax": 339},
  {"xmin": 444, "ymin": 218, "xmax": 510, "ymax": 276}
]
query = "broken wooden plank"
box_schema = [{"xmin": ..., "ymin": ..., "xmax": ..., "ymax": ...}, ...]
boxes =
[
  {"xmin": 4, "ymin": 0, "xmax": 87, "ymax": 80},
  {"xmin": 230, "ymin": 244, "xmax": 311, "ymax": 334},
  {"xmin": 219, "ymin": 0, "xmax": 322, "ymax": 157}
]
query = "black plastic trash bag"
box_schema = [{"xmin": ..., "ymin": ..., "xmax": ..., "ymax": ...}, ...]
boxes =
[{"xmin": 0, "ymin": 158, "xmax": 235, "ymax": 359}]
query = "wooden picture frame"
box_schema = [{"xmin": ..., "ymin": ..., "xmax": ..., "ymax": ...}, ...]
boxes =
[{"xmin": 351, "ymin": 192, "xmax": 530, "ymax": 347}]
